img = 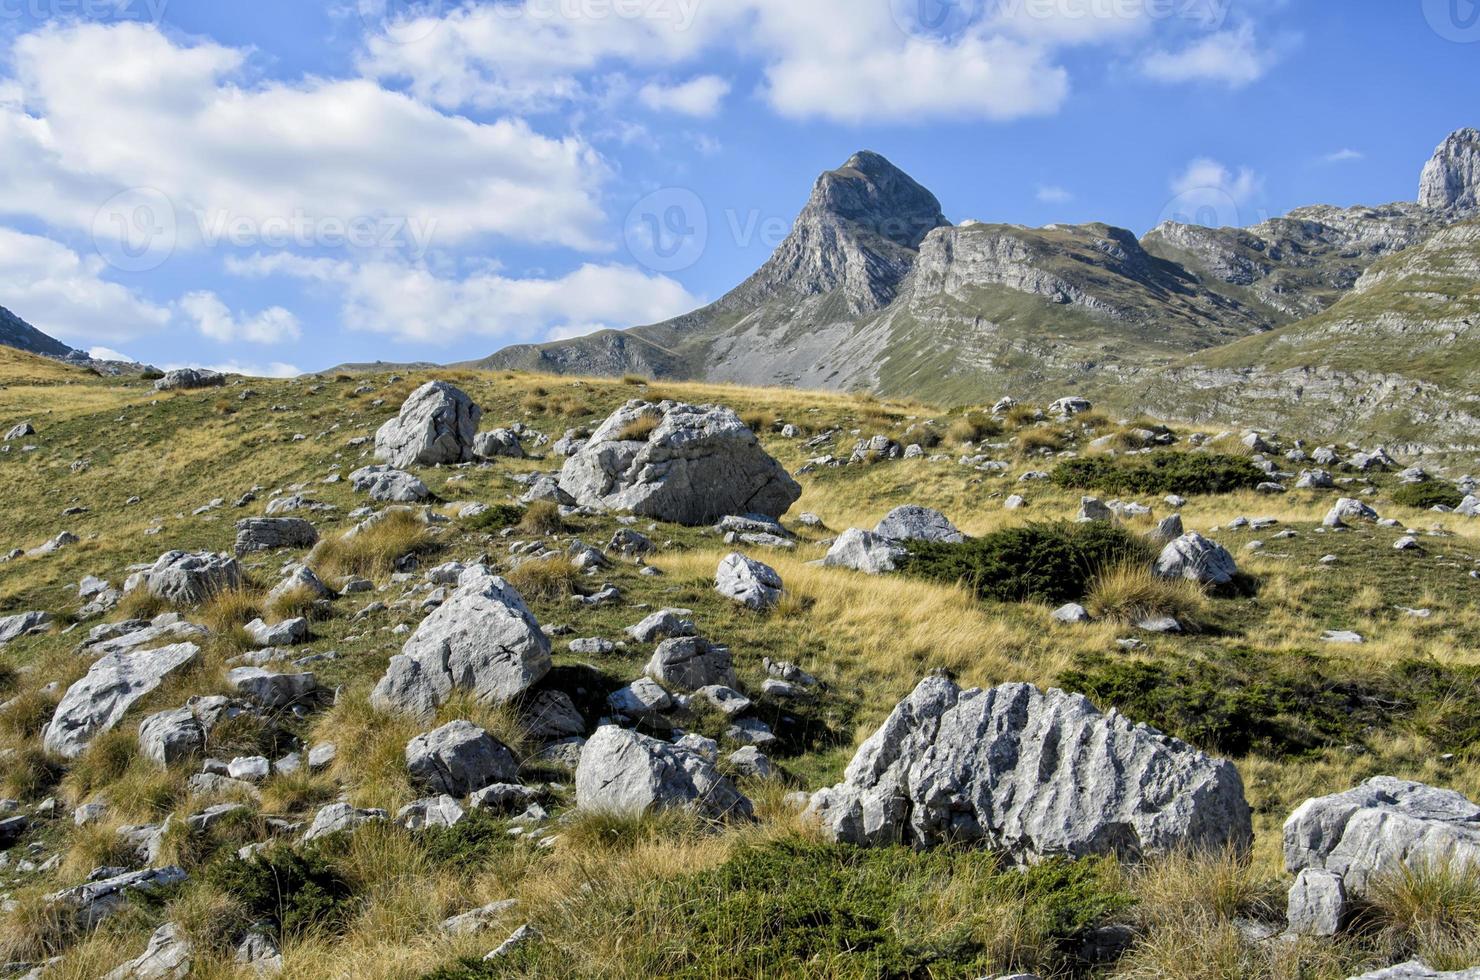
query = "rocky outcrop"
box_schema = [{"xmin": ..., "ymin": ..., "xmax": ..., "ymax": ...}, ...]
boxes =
[
  {"xmin": 371, "ymin": 565, "xmax": 551, "ymax": 718},
  {"xmin": 375, "ymin": 381, "xmax": 482, "ymax": 468},
  {"xmin": 574, "ymin": 726, "xmax": 752, "ymax": 821},
  {"xmin": 405, "ymin": 720, "xmax": 519, "ymax": 796},
  {"xmin": 473, "ymin": 428, "xmax": 525, "ymax": 459},
  {"xmin": 557, "ymin": 401, "xmax": 801, "ymax": 525},
  {"xmin": 1284, "ymin": 777, "xmax": 1480, "ymax": 935},
  {"xmin": 350, "ymin": 465, "xmax": 431, "ymax": 502},
  {"xmin": 1419, "ymin": 128, "xmax": 1480, "ymax": 212},
  {"xmin": 807, "ymin": 675, "xmax": 1252, "ymax": 859},
  {"xmin": 141, "ymin": 551, "xmax": 244, "ymax": 605},
  {"xmin": 102, "ymin": 921, "xmax": 191, "ymax": 980},
  {"xmin": 234, "ymin": 517, "xmax": 318, "ymax": 555},
  {"xmin": 154, "ymin": 369, "xmax": 225, "ymax": 392},
  {"xmin": 645, "ymin": 637, "xmax": 736, "ymax": 691},
  {"xmin": 0, "ymin": 610, "xmax": 51, "ymax": 646},
  {"xmin": 137, "ymin": 696, "xmax": 247, "ymax": 767},
  {"xmin": 48, "ymin": 866, "xmax": 189, "ymax": 929},
  {"xmin": 44, "ymin": 643, "xmax": 201, "ymax": 758},
  {"xmin": 1155, "ymin": 532, "xmax": 1238, "ymax": 586}
]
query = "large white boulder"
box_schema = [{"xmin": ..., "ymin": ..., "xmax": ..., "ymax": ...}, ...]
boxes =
[
  {"xmin": 375, "ymin": 381, "xmax": 482, "ymax": 468},
  {"xmin": 44, "ymin": 644, "xmax": 201, "ymax": 758},
  {"xmin": 405, "ymin": 720, "xmax": 519, "ymax": 796},
  {"xmin": 143, "ymin": 551, "xmax": 243, "ymax": 605},
  {"xmin": 557, "ymin": 400, "xmax": 801, "ymax": 525},
  {"xmin": 574, "ymin": 726, "xmax": 752, "ymax": 821},
  {"xmin": 1155, "ymin": 532, "xmax": 1239, "ymax": 586},
  {"xmin": 806, "ymin": 675, "xmax": 1252, "ymax": 859},
  {"xmin": 644, "ymin": 637, "xmax": 736, "ymax": 691},
  {"xmin": 371, "ymin": 565, "xmax": 551, "ymax": 718},
  {"xmin": 873, "ymin": 505, "xmax": 963, "ymax": 543},
  {"xmin": 822, "ymin": 528, "xmax": 906, "ymax": 574}
]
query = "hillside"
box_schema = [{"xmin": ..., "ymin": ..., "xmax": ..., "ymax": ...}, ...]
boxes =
[
  {"xmin": 0, "ymin": 306, "xmax": 75, "ymax": 360},
  {"xmin": 0, "ymin": 365, "xmax": 1478, "ymax": 977},
  {"xmin": 477, "ymin": 130, "xmax": 1480, "ymax": 447}
]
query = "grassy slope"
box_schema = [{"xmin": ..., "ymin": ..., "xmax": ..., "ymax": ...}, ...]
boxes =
[{"xmin": 1, "ymin": 362, "xmax": 1478, "ymax": 977}]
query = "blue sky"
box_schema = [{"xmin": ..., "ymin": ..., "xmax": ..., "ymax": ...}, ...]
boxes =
[{"xmin": 0, "ymin": 0, "xmax": 1474, "ymax": 375}]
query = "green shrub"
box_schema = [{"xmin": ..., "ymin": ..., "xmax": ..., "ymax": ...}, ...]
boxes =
[
  {"xmin": 901, "ymin": 522, "xmax": 1152, "ymax": 605},
  {"xmin": 420, "ymin": 809, "xmax": 521, "ymax": 870},
  {"xmin": 1051, "ymin": 453, "xmax": 1266, "ymax": 496},
  {"xmin": 464, "ymin": 504, "xmax": 525, "ymax": 532},
  {"xmin": 205, "ymin": 847, "xmax": 356, "ymax": 941},
  {"xmin": 1391, "ymin": 481, "xmax": 1464, "ymax": 510}
]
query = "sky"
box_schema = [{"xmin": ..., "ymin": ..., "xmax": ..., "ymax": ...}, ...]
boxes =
[{"xmin": 0, "ymin": 0, "xmax": 1475, "ymax": 377}]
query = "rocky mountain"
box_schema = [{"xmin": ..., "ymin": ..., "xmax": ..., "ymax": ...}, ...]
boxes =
[
  {"xmin": 479, "ymin": 129, "xmax": 1480, "ymax": 446},
  {"xmin": 0, "ymin": 305, "xmax": 75, "ymax": 359}
]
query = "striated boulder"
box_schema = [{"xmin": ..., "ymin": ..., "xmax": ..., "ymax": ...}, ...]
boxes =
[
  {"xmin": 234, "ymin": 518, "xmax": 318, "ymax": 555},
  {"xmin": 806, "ymin": 675, "xmax": 1252, "ymax": 859},
  {"xmin": 143, "ymin": 552, "xmax": 243, "ymax": 605},
  {"xmin": 102, "ymin": 921, "xmax": 191, "ymax": 980},
  {"xmin": 138, "ymin": 696, "xmax": 248, "ymax": 767},
  {"xmin": 557, "ymin": 400, "xmax": 801, "ymax": 525},
  {"xmin": 44, "ymin": 644, "xmax": 201, "ymax": 758},
  {"xmin": 49, "ymin": 866, "xmax": 189, "ymax": 929},
  {"xmin": 645, "ymin": 637, "xmax": 736, "ymax": 691},
  {"xmin": 473, "ymin": 429, "xmax": 525, "ymax": 460},
  {"xmin": 375, "ymin": 381, "xmax": 482, "ymax": 468},
  {"xmin": 823, "ymin": 528, "xmax": 906, "ymax": 574},
  {"xmin": 1155, "ymin": 532, "xmax": 1238, "ymax": 586},
  {"xmin": 575, "ymin": 726, "xmax": 752, "ymax": 821},
  {"xmin": 0, "ymin": 610, "xmax": 51, "ymax": 647},
  {"xmin": 874, "ymin": 505, "xmax": 963, "ymax": 543},
  {"xmin": 1325, "ymin": 498, "xmax": 1380, "ymax": 528},
  {"xmin": 715, "ymin": 553, "xmax": 783, "ymax": 610},
  {"xmin": 349, "ymin": 465, "xmax": 431, "ymax": 503},
  {"xmin": 304, "ymin": 803, "xmax": 387, "ymax": 841},
  {"xmin": 405, "ymin": 720, "xmax": 519, "ymax": 797},
  {"xmin": 371, "ymin": 566, "xmax": 551, "ymax": 718},
  {"xmin": 154, "ymin": 369, "xmax": 224, "ymax": 392}
]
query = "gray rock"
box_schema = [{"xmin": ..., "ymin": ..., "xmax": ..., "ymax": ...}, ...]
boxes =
[
  {"xmin": 243, "ymin": 618, "xmax": 308, "ymax": 647},
  {"xmin": 698, "ymin": 685, "xmax": 753, "ymax": 717},
  {"xmin": 267, "ymin": 564, "xmax": 335, "ymax": 605},
  {"xmin": 715, "ymin": 553, "xmax": 783, "ymax": 611},
  {"xmin": 226, "ymin": 668, "xmax": 320, "ymax": 709},
  {"xmin": 468, "ymin": 783, "xmax": 539, "ymax": 814},
  {"xmin": 1322, "ymin": 630, "xmax": 1366, "ymax": 644},
  {"xmin": 519, "ymin": 475, "xmax": 575, "ymax": 506},
  {"xmin": 1419, "ymin": 127, "xmax": 1480, "ymax": 211},
  {"xmin": 1149, "ymin": 514, "xmax": 1185, "ymax": 545},
  {"xmin": 1077, "ymin": 497, "xmax": 1114, "ymax": 522},
  {"xmin": 0, "ymin": 611, "xmax": 51, "ymax": 647},
  {"xmin": 1285, "ymin": 777, "xmax": 1480, "ymax": 900},
  {"xmin": 523, "ymin": 689, "xmax": 586, "ymax": 741},
  {"xmin": 645, "ymin": 637, "xmax": 736, "ymax": 691},
  {"xmin": 1052, "ymin": 603, "xmax": 1091, "ymax": 625},
  {"xmin": 606, "ymin": 678, "xmax": 673, "ymax": 721},
  {"xmin": 154, "ymin": 368, "xmax": 224, "ymax": 392},
  {"xmin": 1346, "ymin": 964, "xmax": 1480, "ymax": 979},
  {"xmin": 371, "ymin": 565, "xmax": 551, "ymax": 718},
  {"xmin": 1324, "ymin": 498, "xmax": 1380, "ymax": 528},
  {"xmin": 1155, "ymin": 532, "xmax": 1239, "ymax": 586},
  {"xmin": 557, "ymin": 400, "xmax": 801, "ymax": 525},
  {"xmin": 349, "ymin": 465, "xmax": 431, "ymax": 503},
  {"xmin": 1296, "ymin": 469, "xmax": 1336, "ymax": 490},
  {"xmin": 233, "ymin": 930, "xmax": 283, "ymax": 974},
  {"xmin": 728, "ymin": 746, "xmax": 774, "ymax": 779},
  {"xmin": 396, "ymin": 795, "xmax": 466, "ymax": 831},
  {"xmin": 44, "ymin": 644, "xmax": 201, "ymax": 758},
  {"xmin": 82, "ymin": 617, "xmax": 208, "ymax": 657},
  {"xmin": 873, "ymin": 505, "xmax": 964, "ymax": 543},
  {"xmin": 1049, "ymin": 397, "xmax": 1092, "ymax": 417},
  {"xmin": 626, "ymin": 609, "xmax": 696, "ymax": 643},
  {"xmin": 375, "ymin": 381, "xmax": 482, "ymax": 468},
  {"xmin": 441, "ymin": 899, "xmax": 519, "ymax": 936},
  {"xmin": 303, "ymin": 803, "xmax": 387, "ymax": 841},
  {"xmin": 138, "ymin": 696, "xmax": 247, "ymax": 767},
  {"xmin": 144, "ymin": 551, "xmax": 243, "ymax": 605},
  {"xmin": 227, "ymin": 757, "xmax": 270, "ymax": 782},
  {"xmin": 822, "ymin": 528, "xmax": 906, "ymax": 574},
  {"xmin": 484, "ymin": 924, "xmax": 537, "ymax": 961},
  {"xmin": 4, "ymin": 421, "xmax": 34, "ymax": 441},
  {"xmin": 1286, "ymin": 868, "xmax": 1346, "ymax": 937},
  {"xmin": 806, "ymin": 675, "xmax": 1252, "ymax": 858},
  {"xmin": 405, "ymin": 720, "xmax": 518, "ymax": 796},
  {"xmin": 608, "ymin": 528, "xmax": 656, "ymax": 556},
  {"xmin": 48, "ymin": 866, "xmax": 189, "ymax": 929},
  {"xmin": 473, "ymin": 428, "xmax": 525, "ymax": 460},
  {"xmin": 575, "ymin": 726, "xmax": 752, "ymax": 820},
  {"xmin": 234, "ymin": 518, "xmax": 318, "ymax": 556}
]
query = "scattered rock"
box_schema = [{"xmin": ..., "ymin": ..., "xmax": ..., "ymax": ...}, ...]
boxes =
[
  {"xmin": 405, "ymin": 720, "xmax": 519, "ymax": 796},
  {"xmin": 715, "ymin": 553, "xmax": 783, "ymax": 611},
  {"xmin": 823, "ymin": 528, "xmax": 906, "ymax": 574},
  {"xmin": 473, "ymin": 428, "xmax": 525, "ymax": 460},
  {"xmin": 349, "ymin": 465, "xmax": 431, "ymax": 503},
  {"xmin": 574, "ymin": 726, "xmax": 752, "ymax": 820},
  {"xmin": 645, "ymin": 637, "xmax": 736, "ymax": 691},
  {"xmin": 44, "ymin": 644, "xmax": 201, "ymax": 758},
  {"xmin": 143, "ymin": 551, "xmax": 244, "ymax": 605},
  {"xmin": 626, "ymin": 609, "xmax": 696, "ymax": 643},
  {"xmin": 154, "ymin": 369, "xmax": 224, "ymax": 392},
  {"xmin": 874, "ymin": 505, "xmax": 963, "ymax": 543},
  {"xmin": 375, "ymin": 381, "xmax": 482, "ymax": 468},
  {"xmin": 234, "ymin": 518, "xmax": 318, "ymax": 556},
  {"xmin": 303, "ymin": 803, "xmax": 387, "ymax": 842},
  {"xmin": 1155, "ymin": 533, "xmax": 1239, "ymax": 586}
]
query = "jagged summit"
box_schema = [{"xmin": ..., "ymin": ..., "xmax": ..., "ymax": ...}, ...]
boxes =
[{"xmin": 1419, "ymin": 127, "xmax": 1480, "ymax": 211}]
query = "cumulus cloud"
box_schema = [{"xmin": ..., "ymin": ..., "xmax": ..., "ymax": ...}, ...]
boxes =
[
  {"xmin": 227, "ymin": 254, "xmax": 703, "ymax": 346},
  {"xmin": 0, "ymin": 228, "xmax": 169, "ymax": 343},
  {"xmin": 1037, "ymin": 185, "xmax": 1074, "ymax": 203},
  {"xmin": 89, "ymin": 346, "xmax": 137, "ymax": 362},
  {"xmin": 638, "ymin": 76, "xmax": 731, "ymax": 117},
  {"xmin": 1164, "ymin": 157, "xmax": 1264, "ymax": 227},
  {"xmin": 180, "ymin": 291, "xmax": 301, "ymax": 345},
  {"xmin": 1141, "ymin": 22, "xmax": 1286, "ymax": 88},
  {"xmin": 163, "ymin": 360, "xmax": 302, "ymax": 379},
  {"xmin": 0, "ymin": 22, "xmax": 609, "ymax": 252}
]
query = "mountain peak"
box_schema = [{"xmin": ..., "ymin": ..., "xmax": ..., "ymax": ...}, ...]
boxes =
[
  {"xmin": 807, "ymin": 150, "xmax": 948, "ymax": 252},
  {"xmin": 1419, "ymin": 127, "xmax": 1480, "ymax": 211}
]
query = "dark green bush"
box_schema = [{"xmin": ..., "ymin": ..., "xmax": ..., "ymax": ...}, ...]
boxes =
[
  {"xmin": 1059, "ymin": 651, "xmax": 1480, "ymax": 758},
  {"xmin": 420, "ymin": 808, "xmax": 521, "ymax": 870},
  {"xmin": 205, "ymin": 847, "xmax": 356, "ymax": 941},
  {"xmin": 900, "ymin": 522, "xmax": 1152, "ymax": 605},
  {"xmin": 1391, "ymin": 481, "xmax": 1464, "ymax": 510},
  {"xmin": 464, "ymin": 504, "xmax": 526, "ymax": 532},
  {"xmin": 1051, "ymin": 453, "xmax": 1266, "ymax": 496}
]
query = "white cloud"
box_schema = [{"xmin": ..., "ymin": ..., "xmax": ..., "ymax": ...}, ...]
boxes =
[
  {"xmin": 1037, "ymin": 185, "xmax": 1073, "ymax": 203},
  {"xmin": 0, "ymin": 228, "xmax": 169, "ymax": 343},
  {"xmin": 1164, "ymin": 157, "xmax": 1264, "ymax": 227},
  {"xmin": 638, "ymin": 75, "xmax": 730, "ymax": 117},
  {"xmin": 163, "ymin": 360, "xmax": 302, "ymax": 379},
  {"xmin": 1321, "ymin": 148, "xmax": 1364, "ymax": 164},
  {"xmin": 89, "ymin": 346, "xmax": 136, "ymax": 362},
  {"xmin": 180, "ymin": 291, "xmax": 301, "ymax": 345},
  {"xmin": 0, "ymin": 22, "xmax": 609, "ymax": 252},
  {"xmin": 228, "ymin": 254, "xmax": 703, "ymax": 346},
  {"xmin": 1141, "ymin": 22, "xmax": 1284, "ymax": 88}
]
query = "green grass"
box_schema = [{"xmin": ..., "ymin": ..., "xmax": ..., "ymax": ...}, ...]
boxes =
[{"xmin": 1052, "ymin": 453, "xmax": 1268, "ymax": 497}]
